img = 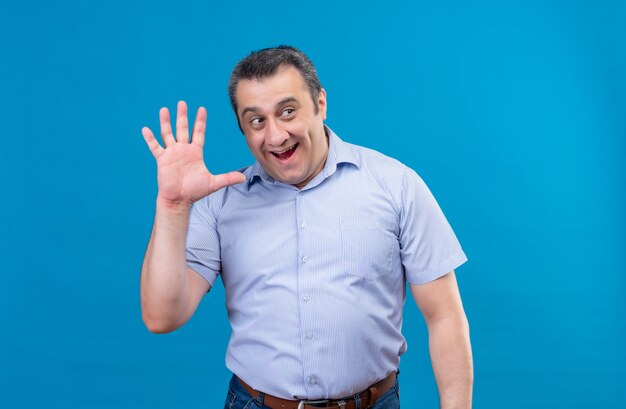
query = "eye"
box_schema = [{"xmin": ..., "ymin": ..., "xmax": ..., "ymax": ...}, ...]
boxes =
[
  {"xmin": 250, "ymin": 117, "xmax": 264, "ymax": 126},
  {"xmin": 281, "ymin": 108, "xmax": 295, "ymax": 117}
]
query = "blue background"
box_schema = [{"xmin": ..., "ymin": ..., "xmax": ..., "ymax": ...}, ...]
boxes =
[{"xmin": 1, "ymin": 1, "xmax": 624, "ymax": 408}]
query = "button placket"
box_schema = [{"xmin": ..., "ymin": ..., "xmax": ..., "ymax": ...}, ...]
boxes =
[{"xmin": 296, "ymin": 191, "xmax": 322, "ymax": 396}]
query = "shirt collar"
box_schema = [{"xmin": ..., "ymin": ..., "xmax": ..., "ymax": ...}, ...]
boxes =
[{"xmin": 246, "ymin": 125, "xmax": 360, "ymax": 187}]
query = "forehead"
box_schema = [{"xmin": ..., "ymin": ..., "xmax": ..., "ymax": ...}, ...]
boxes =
[{"xmin": 236, "ymin": 65, "xmax": 310, "ymax": 113}]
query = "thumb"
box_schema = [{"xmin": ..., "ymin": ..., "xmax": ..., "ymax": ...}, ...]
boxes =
[{"xmin": 210, "ymin": 172, "xmax": 247, "ymax": 192}]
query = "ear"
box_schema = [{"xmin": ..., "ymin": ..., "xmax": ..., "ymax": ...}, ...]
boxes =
[{"xmin": 317, "ymin": 88, "xmax": 327, "ymax": 120}]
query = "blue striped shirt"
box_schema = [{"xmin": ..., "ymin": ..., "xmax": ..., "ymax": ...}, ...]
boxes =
[{"xmin": 186, "ymin": 126, "xmax": 467, "ymax": 399}]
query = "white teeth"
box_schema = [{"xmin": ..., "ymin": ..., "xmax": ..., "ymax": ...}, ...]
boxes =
[{"xmin": 272, "ymin": 144, "xmax": 297, "ymax": 154}]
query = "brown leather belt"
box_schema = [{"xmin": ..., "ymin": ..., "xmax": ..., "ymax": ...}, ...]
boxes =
[{"xmin": 236, "ymin": 371, "xmax": 397, "ymax": 409}]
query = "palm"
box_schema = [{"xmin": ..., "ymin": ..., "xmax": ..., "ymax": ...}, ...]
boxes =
[
  {"xmin": 142, "ymin": 101, "xmax": 245, "ymax": 206},
  {"xmin": 156, "ymin": 142, "xmax": 212, "ymax": 204}
]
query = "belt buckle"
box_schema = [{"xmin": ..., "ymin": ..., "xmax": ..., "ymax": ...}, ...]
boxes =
[{"xmin": 297, "ymin": 399, "xmax": 330, "ymax": 409}]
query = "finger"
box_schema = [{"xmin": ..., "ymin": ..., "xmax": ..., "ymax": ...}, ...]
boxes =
[
  {"xmin": 210, "ymin": 172, "xmax": 247, "ymax": 192},
  {"xmin": 142, "ymin": 127, "xmax": 164, "ymax": 159},
  {"xmin": 176, "ymin": 100, "xmax": 189, "ymax": 143},
  {"xmin": 159, "ymin": 107, "xmax": 176, "ymax": 147},
  {"xmin": 191, "ymin": 106, "xmax": 207, "ymax": 147}
]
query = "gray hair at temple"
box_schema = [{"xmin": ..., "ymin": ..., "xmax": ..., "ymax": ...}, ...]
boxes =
[{"xmin": 228, "ymin": 45, "xmax": 323, "ymax": 129}]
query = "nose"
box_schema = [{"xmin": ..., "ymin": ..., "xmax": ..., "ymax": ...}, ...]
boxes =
[{"xmin": 264, "ymin": 118, "xmax": 289, "ymax": 147}]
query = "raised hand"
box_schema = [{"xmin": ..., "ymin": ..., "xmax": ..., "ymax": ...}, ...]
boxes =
[{"xmin": 142, "ymin": 101, "xmax": 246, "ymax": 208}]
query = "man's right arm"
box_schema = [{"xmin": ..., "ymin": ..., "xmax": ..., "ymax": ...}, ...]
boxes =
[
  {"xmin": 139, "ymin": 101, "xmax": 245, "ymax": 334},
  {"xmin": 140, "ymin": 200, "xmax": 210, "ymax": 334}
]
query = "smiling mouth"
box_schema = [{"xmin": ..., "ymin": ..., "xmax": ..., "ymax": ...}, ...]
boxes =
[{"xmin": 270, "ymin": 143, "xmax": 298, "ymax": 160}]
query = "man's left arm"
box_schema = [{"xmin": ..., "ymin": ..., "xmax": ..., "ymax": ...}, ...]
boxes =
[{"xmin": 411, "ymin": 271, "xmax": 473, "ymax": 409}]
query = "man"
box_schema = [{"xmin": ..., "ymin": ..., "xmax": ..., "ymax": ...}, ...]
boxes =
[{"xmin": 140, "ymin": 46, "xmax": 472, "ymax": 409}]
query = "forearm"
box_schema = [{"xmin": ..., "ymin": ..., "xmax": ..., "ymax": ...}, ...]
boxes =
[
  {"xmin": 140, "ymin": 199, "xmax": 192, "ymax": 332},
  {"xmin": 428, "ymin": 314, "xmax": 473, "ymax": 409}
]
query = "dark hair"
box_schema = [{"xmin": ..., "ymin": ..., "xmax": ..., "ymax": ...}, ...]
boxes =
[{"xmin": 228, "ymin": 45, "xmax": 322, "ymax": 125}]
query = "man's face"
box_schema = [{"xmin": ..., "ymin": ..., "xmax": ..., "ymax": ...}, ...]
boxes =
[{"xmin": 236, "ymin": 65, "xmax": 328, "ymax": 189}]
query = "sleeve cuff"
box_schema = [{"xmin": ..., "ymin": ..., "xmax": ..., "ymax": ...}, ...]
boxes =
[
  {"xmin": 186, "ymin": 261, "xmax": 219, "ymax": 291},
  {"xmin": 405, "ymin": 250, "xmax": 468, "ymax": 285}
]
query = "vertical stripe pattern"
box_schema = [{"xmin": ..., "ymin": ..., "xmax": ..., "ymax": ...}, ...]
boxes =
[{"xmin": 185, "ymin": 126, "xmax": 467, "ymax": 399}]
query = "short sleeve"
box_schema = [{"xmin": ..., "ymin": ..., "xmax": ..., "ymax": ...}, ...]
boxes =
[
  {"xmin": 185, "ymin": 196, "xmax": 221, "ymax": 289},
  {"xmin": 399, "ymin": 168, "xmax": 467, "ymax": 284}
]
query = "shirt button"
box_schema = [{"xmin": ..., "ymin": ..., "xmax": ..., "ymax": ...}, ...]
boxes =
[
  {"xmin": 303, "ymin": 294, "xmax": 310, "ymax": 302},
  {"xmin": 301, "ymin": 222, "xmax": 308, "ymax": 229},
  {"xmin": 306, "ymin": 333, "xmax": 313, "ymax": 340},
  {"xmin": 310, "ymin": 377, "xmax": 317, "ymax": 385},
  {"xmin": 302, "ymin": 256, "xmax": 308, "ymax": 263}
]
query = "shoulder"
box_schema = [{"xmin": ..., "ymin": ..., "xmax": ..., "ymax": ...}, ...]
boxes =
[
  {"xmin": 337, "ymin": 139, "xmax": 426, "ymax": 216},
  {"xmin": 344, "ymin": 140, "xmax": 410, "ymax": 174},
  {"xmin": 342, "ymin": 140, "xmax": 416, "ymax": 189}
]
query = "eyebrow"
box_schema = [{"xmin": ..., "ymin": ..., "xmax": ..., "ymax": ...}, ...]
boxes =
[{"xmin": 240, "ymin": 97, "xmax": 300, "ymax": 118}]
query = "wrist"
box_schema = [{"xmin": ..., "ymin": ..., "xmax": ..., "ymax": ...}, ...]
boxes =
[{"xmin": 156, "ymin": 196, "xmax": 193, "ymax": 214}]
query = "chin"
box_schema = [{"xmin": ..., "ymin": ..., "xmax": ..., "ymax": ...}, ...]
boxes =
[
  {"xmin": 273, "ymin": 171, "xmax": 306, "ymax": 186},
  {"xmin": 279, "ymin": 176, "xmax": 304, "ymax": 185}
]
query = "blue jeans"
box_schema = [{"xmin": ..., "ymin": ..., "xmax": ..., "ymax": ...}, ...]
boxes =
[{"xmin": 223, "ymin": 374, "xmax": 400, "ymax": 409}]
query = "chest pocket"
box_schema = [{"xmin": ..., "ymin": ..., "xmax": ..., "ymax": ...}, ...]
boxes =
[{"xmin": 340, "ymin": 216, "xmax": 396, "ymax": 280}]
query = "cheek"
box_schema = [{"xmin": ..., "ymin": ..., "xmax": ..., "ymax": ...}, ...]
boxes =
[
  {"xmin": 245, "ymin": 135, "xmax": 263, "ymax": 152},
  {"xmin": 284, "ymin": 121, "xmax": 309, "ymax": 137}
]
